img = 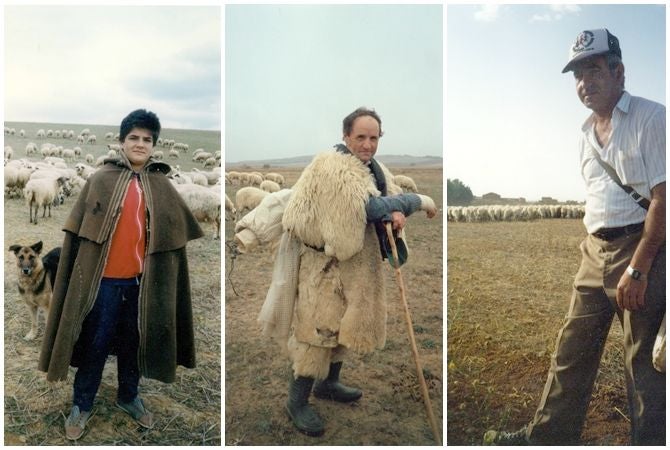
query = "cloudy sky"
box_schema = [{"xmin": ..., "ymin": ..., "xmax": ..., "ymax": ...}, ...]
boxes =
[
  {"xmin": 225, "ymin": 4, "xmax": 443, "ymax": 163},
  {"xmin": 447, "ymin": 4, "xmax": 665, "ymax": 202},
  {"xmin": 4, "ymin": 6, "xmax": 220, "ymax": 130}
]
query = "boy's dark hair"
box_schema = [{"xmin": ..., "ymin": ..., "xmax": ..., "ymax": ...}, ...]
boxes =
[
  {"xmin": 342, "ymin": 107, "xmax": 384, "ymax": 138},
  {"xmin": 119, "ymin": 109, "xmax": 161, "ymax": 144}
]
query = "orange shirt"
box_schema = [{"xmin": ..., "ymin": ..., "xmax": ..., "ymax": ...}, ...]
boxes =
[{"xmin": 103, "ymin": 175, "xmax": 146, "ymax": 278}]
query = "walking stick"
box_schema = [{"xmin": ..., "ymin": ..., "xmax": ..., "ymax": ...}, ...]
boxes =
[{"xmin": 385, "ymin": 222, "xmax": 442, "ymax": 445}]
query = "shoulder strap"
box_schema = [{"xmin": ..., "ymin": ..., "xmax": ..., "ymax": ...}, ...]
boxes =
[{"xmin": 589, "ymin": 145, "xmax": 650, "ymax": 210}]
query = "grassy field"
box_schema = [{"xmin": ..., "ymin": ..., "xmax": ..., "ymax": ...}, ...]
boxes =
[
  {"xmin": 447, "ymin": 220, "xmax": 631, "ymax": 445},
  {"xmin": 4, "ymin": 121, "xmax": 221, "ymax": 445},
  {"xmin": 224, "ymin": 165, "xmax": 443, "ymax": 445}
]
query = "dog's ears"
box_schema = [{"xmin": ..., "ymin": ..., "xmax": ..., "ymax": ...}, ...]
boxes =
[
  {"xmin": 8, "ymin": 244, "xmax": 22, "ymax": 255},
  {"xmin": 30, "ymin": 241, "xmax": 43, "ymax": 254}
]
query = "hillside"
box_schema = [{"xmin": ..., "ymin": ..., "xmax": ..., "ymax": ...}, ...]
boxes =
[{"xmin": 225, "ymin": 153, "xmax": 442, "ymax": 168}]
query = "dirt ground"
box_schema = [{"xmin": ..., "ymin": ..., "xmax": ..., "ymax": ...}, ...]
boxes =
[
  {"xmin": 447, "ymin": 220, "xmax": 634, "ymax": 445},
  {"xmin": 224, "ymin": 165, "xmax": 443, "ymax": 445},
  {"xmin": 4, "ymin": 180, "xmax": 221, "ymax": 445}
]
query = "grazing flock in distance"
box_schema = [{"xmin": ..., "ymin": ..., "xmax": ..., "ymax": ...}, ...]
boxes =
[
  {"xmin": 4, "ymin": 126, "xmax": 223, "ymax": 239},
  {"xmin": 447, "ymin": 203, "xmax": 586, "ymax": 222}
]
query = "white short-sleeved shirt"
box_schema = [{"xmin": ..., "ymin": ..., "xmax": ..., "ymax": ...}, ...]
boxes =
[{"xmin": 580, "ymin": 91, "xmax": 666, "ymax": 234}]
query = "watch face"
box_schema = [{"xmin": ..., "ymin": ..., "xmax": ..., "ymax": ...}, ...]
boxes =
[{"xmin": 631, "ymin": 270, "xmax": 641, "ymax": 280}]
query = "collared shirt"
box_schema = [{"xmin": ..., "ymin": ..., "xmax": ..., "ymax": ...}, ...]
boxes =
[{"xmin": 580, "ymin": 91, "xmax": 666, "ymax": 234}]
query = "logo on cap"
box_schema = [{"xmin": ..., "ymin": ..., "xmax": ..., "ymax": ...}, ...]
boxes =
[{"xmin": 572, "ymin": 30, "xmax": 594, "ymax": 53}]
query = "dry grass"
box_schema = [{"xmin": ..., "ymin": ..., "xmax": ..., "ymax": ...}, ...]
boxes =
[
  {"xmin": 4, "ymin": 121, "xmax": 221, "ymax": 445},
  {"xmin": 447, "ymin": 220, "xmax": 630, "ymax": 445},
  {"xmin": 224, "ymin": 165, "xmax": 443, "ymax": 445}
]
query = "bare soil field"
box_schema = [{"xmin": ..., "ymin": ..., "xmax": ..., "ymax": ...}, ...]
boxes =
[
  {"xmin": 224, "ymin": 165, "xmax": 443, "ymax": 445},
  {"xmin": 447, "ymin": 220, "xmax": 631, "ymax": 445},
  {"xmin": 4, "ymin": 122, "xmax": 221, "ymax": 445}
]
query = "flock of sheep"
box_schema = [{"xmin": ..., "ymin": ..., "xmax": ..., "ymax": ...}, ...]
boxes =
[
  {"xmin": 4, "ymin": 126, "xmax": 223, "ymax": 238},
  {"xmin": 447, "ymin": 204, "xmax": 585, "ymax": 222}
]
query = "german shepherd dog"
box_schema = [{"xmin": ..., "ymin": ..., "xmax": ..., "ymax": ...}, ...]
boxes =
[{"xmin": 9, "ymin": 241, "xmax": 60, "ymax": 340}]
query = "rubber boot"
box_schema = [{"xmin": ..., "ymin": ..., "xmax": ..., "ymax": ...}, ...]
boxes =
[
  {"xmin": 313, "ymin": 362, "xmax": 363, "ymax": 402},
  {"xmin": 285, "ymin": 375, "xmax": 325, "ymax": 437}
]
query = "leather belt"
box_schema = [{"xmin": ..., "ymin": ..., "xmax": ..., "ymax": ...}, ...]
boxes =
[{"xmin": 592, "ymin": 222, "xmax": 644, "ymax": 241}]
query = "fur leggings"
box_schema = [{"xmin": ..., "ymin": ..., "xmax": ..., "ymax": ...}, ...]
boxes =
[{"xmin": 288, "ymin": 335, "xmax": 348, "ymax": 379}]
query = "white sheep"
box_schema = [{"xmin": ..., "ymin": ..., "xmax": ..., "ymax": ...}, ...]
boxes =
[
  {"xmin": 105, "ymin": 132, "xmax": 114, "ymax": 140},
  {"xmin": 95, "ymin": 155, "xmax": 107, "ymax": 167},
  {"xmin": 265, "ymin": 172, "xmax": 285, "ymax": 186},
  {"xmin": 153, "ymin": 150, "xmax": 164, "ymax": 160},
  {"xmin": 86, "ymin": 135, "xmax": 97, "ymax": 144},
  {"xmin": 24, "ymin": 176, "xmax": 68, "ymax": 224},
  {"xmin": 174, "ymin": 183, "xmax": 221, "ymax": 239},
  {"xmin": 193, "ymin": 151, "xmax": 212, "ymax": 162},
  {"xmin": 192, "ymin": 168, "xmax": 220, "ymax": 185},
  {"xmin": 75, "ymin": 162, "xmax": 96, "ymax": 179},
  {"xmin": 168, "ymin": 149, "xmax": 180, "ymax": 159},
  {"xmin": 19, "ymin": 129, "xmax": 25, "ymax": 137},
  {"xmin": 62, "ymin": 148, "xmax": 76, "ymax": 162},
  {"xmin": 203, "ymin": 157, "xmax": 217, "ymax": 168},
  {"xmin": 5, "ymin": 146, "xmax": 13, "ymax": 160},
  {"xmin": 25, "ymin": 142, "xmax": 38, "ymax": 156},
  {"xmin": 36, "ymin": 129, "xmax": 46, "ymax": 138},
  {"xmin": 77, "ymin": 135, "xmax": 85, "ymax": 144},
  {"xmin": 80, "ymin": 128, "xmax": 90, "ymax": 137},
  {"xmin": 247, "ymin": 173, "xmax": 263, "ymax": 187},
  {"xmin": 73, "ymin": 146, "xmax": 82, "ymax": 159},
  {"xmin": 85, "ymin": 153, "xmax": 94, "ymax": 164},
  {"xmin": 393, "ymin": 175, "xmax": 418, "ymax": 193},
  {"xmin": 235, "ymin": 186, "xmax": 269, "ymax": 217},
  {"xmin": 260, "ymin": 179, "xmax": 280, "ymax": 193}
]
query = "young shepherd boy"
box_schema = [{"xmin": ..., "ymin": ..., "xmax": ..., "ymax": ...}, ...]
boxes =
[{"xmin": 38, "ymin": 109, "xmax": 204, "ymax": 440}]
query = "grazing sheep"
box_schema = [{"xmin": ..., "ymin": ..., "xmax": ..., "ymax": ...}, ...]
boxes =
[
  {"xmin": 174, "ymin": 183, "xmax": 221, "ymax": 239},
  {"xmin": 23, "ymin": 176, "xmax": 68, "ymax": 224},
  {"xmin": 153, "ymin": 150, "xmax": 164, "ymax": 160},
  {"xmin": 85, "ymin": 153, "xmax": 94, "ymax": 164},
  {"xmin": 73, "ymin": 146, "xmax": 82, "ymax": 159},
  {"xmin": 54, "ymin": 130, "xmax": 62, "ymax": 139},
  {"xmin": 192, "ymin": 168, "xmax": 220, "ymax": 185},
  {"xmin": 86, "ymin": 135, "xmax": 97, "ymax": 144},
  {"xmin": 393, "ymin": 174, "xmax": 418, "ymax": 193},
  {"xmin": 192, "ymin": 151, "xmax": 212, "ymax": 162},
  {"xmin": 19, "ymin": 129, "xmax": 25, "ymax": 137},
  {"xmin": 80, "ymin": 128, "xmax": 90, "ymax": 137},
  {"xmin": 77, "ymin": 135, "xmax": 85, "ymax": 144},
  {"xmin": 46, "ymin": 130, "xmax": 54, "ymax": 138},
  {"xmin": 25, "ymin": 142, "xmax": 38, "ymax": 156},
  {"xmin": 247, "ymin": 173, "xmax": 263, "ymax": 187},
  {"xmin": 227, "ymin": 171, "xmax": 241, "ymax": 185},
  {"xmin": 260, "ymin": 179, "xmax": 280, "ymax": 193},
  {"xmin": 203, "ymin": 157, "xmax": 217, "ymax": 168},
  {"xmin": 235, "ymin": 186, "xmax": 269, "ymax": 217},
  {"xmin": 264, "ymin": 172, "xmax": 285, "ymax": 186},
  {"xmin": 105, "ymin": 132, "xmax": 114, "ymax": 140},
  {"xmin": 68, "ymin": 130, "xmax": 75, "ymax": 139},
  {"xmin": 36, "ymin": 129, "xmax": 46, "ymax": 139},
  {"xmin": 62, "ymin": 149, "xmax": 76, "ymax": 162},
  {"xmin": 168, "ymin": 149, "xmax": 180, "ymax": 159},
  {"xmin": 5, "ymin": 146, "xmax": 13, "ymax": 160}
]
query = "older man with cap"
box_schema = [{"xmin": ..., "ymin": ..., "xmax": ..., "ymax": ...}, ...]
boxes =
[{"xmin": 484, "ymin": 29, "xmax": 665, "ymax": 445}]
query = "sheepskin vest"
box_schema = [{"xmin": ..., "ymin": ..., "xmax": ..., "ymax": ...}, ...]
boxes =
[
  {"xmin": 282, "ymin": 151, "xmax": 388, "ymax": 353},
  {"xmin": 38, "ymin": 154, "xmax": 204, "ymax": 383}
]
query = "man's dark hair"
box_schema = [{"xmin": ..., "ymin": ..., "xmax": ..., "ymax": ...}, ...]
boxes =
[
  {"xmin": 342, "ymin": 107, "xmax": 384, "ymax": 137},
  {"xmin": 119, "ymin": 109, "xmax": 161, "ymax": 144}
]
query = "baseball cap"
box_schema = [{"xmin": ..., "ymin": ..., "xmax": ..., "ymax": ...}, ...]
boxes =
[{"xmin": 562, "ymin": 28, "xmax": 622, "ymax": 73}]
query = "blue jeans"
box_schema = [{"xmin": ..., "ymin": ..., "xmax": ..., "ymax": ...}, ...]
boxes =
[{"xmin": 73, "ymin": 277, "xmax": 141, "ymax": 412}]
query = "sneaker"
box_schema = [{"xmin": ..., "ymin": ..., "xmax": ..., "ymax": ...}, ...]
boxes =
[
  {"xmin": 64, "ymin": 405, "xmax": 91, "ymax": 441},
  {"xmin": 483, "ymin": 426, "xmax": 528, "ymax": 445},
  {"xmin": 116, "ymin": 397, "xmax": 154, "ymax": 429}
]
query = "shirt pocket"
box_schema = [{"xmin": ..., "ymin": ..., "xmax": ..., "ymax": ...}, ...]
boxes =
[{"xmin": 613, "ymin": 142, "xmax": 646, "ymax": 188}]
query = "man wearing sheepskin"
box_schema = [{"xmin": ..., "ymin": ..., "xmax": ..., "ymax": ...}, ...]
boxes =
[
  {"xmin": 39, "ymin": 109, "xmax": 203, "ymax": 440},
  {"xmin": 234, "ymin": 107, "xmax": 437, "ymax": 436},
  {"xmin": 485, "ymin": 29, "xmax": 665, "ymax": 446}
]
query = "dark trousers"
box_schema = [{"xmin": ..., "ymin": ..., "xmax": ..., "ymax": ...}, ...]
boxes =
[
  {"xmin": 73, "ymin": 277, "xmax": 141, "ymax": 412},
  {"xmin": 527, "ymin": 233, "xmax": 665, "ymax": 445}
]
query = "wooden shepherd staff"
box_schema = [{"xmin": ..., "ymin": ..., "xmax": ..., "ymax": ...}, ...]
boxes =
[{"xmin": 385, "ymin": 222, "xmax": 442, "ymax": 445}]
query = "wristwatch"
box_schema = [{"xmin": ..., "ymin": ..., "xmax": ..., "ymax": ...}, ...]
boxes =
[{"xmin": 626, "ymin": 266, "xmax": 647, "ymax": 281}]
